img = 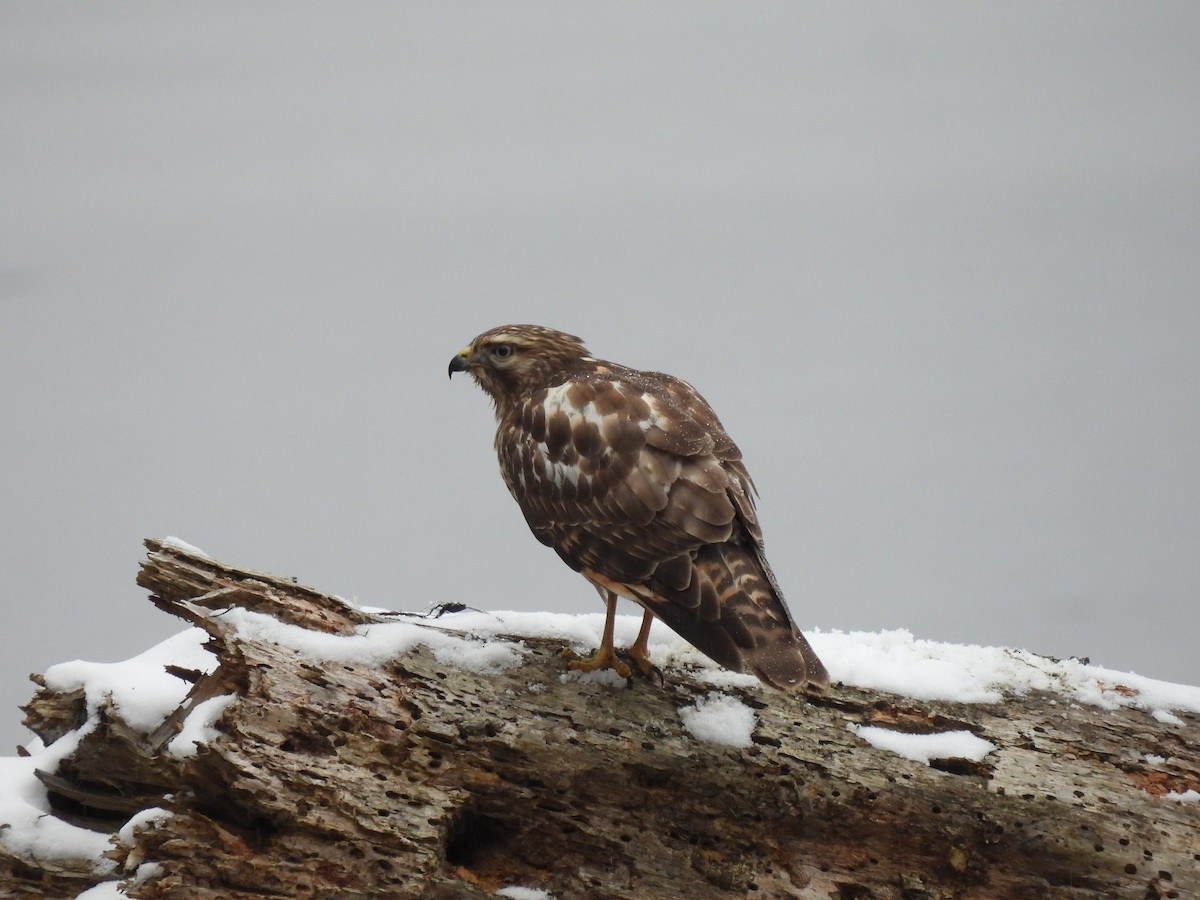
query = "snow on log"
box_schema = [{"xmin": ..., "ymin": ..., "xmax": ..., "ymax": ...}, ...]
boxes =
[{"xmin": 2, "ymin": 538, "xmax": 1198, "ymax": 898}]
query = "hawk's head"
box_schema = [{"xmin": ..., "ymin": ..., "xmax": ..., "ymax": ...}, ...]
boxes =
[{"xmin": 449, "ymin": 324, "xmax": 591, "ymax": 415}]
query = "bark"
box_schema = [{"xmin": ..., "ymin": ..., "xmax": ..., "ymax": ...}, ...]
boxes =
[{"xmin": 3, "ymin": 538, "xmax": 1198, "ymax": 899}]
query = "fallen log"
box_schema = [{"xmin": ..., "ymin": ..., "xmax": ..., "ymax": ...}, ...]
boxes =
[{"xmin": 2, "ymin": 538, "xmax": 1197, "ymax": 898}]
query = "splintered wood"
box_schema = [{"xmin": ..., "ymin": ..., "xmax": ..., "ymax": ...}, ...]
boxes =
[{"xmin": 3, "ymin": 539, "xmax": 1197, "ymax": 898}]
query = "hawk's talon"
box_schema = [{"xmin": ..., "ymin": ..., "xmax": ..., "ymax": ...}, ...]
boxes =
[
  {"xmin": 623, "ymin": 650, "xmax": 663, "ymax": 685},
  {"xmin": 560, "ymin": 645, "xmax": 663, "ymax": 684},
  {"xmin": 560, "ymin": 645, "xmax": 632, "ymax": 679}
]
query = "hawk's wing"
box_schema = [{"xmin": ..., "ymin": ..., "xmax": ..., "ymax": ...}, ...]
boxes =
[
  {"xmin": 498, "ymin": 369, "xmax": 740, "ymax": 583},
  {"xmin": 496, "ymin": 367, "xmax": 828, "ymax": 688}
]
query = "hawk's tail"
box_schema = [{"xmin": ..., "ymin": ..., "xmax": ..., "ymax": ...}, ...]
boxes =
[{"xmin": 640, "ymin": 543, "xmax": 829, "ymax": 691}]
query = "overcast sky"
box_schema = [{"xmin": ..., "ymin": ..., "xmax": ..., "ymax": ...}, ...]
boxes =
[{"xmin": 2, "ymin": 3, "xmax": 1198, "ymax": 752}]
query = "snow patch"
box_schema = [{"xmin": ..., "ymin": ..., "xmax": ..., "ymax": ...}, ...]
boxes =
[
  {"xmin": 495, "ymin": 887, "xmax": 556, "ymax": 899},
  {"xmin": 1, "ymin": 628, "xmax": 224, "ymax": 877},
  {"xmin": 1152, "ymin": 709, "xmax": 1184, "ymax": 726},
  {"xmin": 1163, "ymin": 790, "xmax": 1200, "ymax": 803},
  {"xmin": 686, "ymin": 667, "xmax": 762, "ymax": 691},
  {"xmin": 346, "ymin": 612, "xmax": 1200, "ymax": 719},
  {"xmin": 679, "ymin": 692, "xmax": 756, "ymax": 748},
  {"xmin": 559, "ymin": 667, "xmax": 630, "ymax": 689},
  {"xmin": 167, "ymin": 694, "xmax": 238, "ymax": 758},
  {"xmin": 134, "ymin": 862, "xmax": 166, "ymax": 883},
  {"xmin": 72, "ymin": 883, "xmax": 125, "ymax": 899},
  {"xmin": 118, "ymin": 807, "xmax": 173, "ymax": 846},
  {"xmin": 43, "ymin": 629, "xmax": 215, "ymax": 733},
  {"xmin": 208, "ymin": 606, "xmax": 1200, "ymax": 719},
  {"xmin": 0, "ymin": 718, "xmax": 117, "ymax": 875},
  {"xmin": 221, "ymin": 608, "xmax": 522, "ymax": 674},
  {"xmin": 850, "ymin": 724, "xmax": 996, "ymax": 765},
  {"xmin": 812, "ymin": 628, "xmax": 1200, "ymax": 714},
  {"xmin": 161, "ymin": 535, "xmax": 210, "ymax": 557}
]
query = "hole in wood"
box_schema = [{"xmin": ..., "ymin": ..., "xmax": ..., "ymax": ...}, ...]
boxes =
[{"xmin": 445, "ymin": 805, "xmax": 511, "ymax": 870}]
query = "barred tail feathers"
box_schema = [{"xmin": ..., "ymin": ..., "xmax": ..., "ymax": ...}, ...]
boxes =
[{"xmin": 635, "ymin": 542, "xmax": 829, "ymax": 690}]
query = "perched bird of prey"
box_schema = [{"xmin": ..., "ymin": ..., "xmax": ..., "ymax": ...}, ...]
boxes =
[{"xmin": 449, "ymin": 324, "xmax": 828, "ymax": 691}]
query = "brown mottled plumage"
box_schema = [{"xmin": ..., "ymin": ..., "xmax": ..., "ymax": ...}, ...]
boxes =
[{"xmin": 449, "ymin": 324, "xmax": 828, "ymax": 690}]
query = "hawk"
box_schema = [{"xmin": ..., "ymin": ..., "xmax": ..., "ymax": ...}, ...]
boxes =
[{"xmin": 449, "ymin": 324, "xmax": 828, "ymax": 690}]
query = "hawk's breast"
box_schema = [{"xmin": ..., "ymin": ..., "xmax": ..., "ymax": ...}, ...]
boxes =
[{"xmin": 501, "ymin": 379, "xmax": 640, "ymax": 479}]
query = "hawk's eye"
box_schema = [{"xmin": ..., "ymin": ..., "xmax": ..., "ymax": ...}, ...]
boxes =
[{"xmin": 492, "ymin": 343, "xmax": 514, "ymax": 359}]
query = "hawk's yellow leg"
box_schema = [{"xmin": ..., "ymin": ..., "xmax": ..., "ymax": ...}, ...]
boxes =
[
  {"xmin": 626, "ymin": 609, "xmax": 657, "ymax": 679},
  {"xmin": 562, "ymin": 595, "xmax": 656, "ymax": 680},
  {"xmin": 562, "ymin": 591, "xmax": 630, "ymax": 676}
]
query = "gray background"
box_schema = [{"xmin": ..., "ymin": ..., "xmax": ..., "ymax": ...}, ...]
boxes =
[{"xmin": 3, "ymin": 4, "xmax": 1198, "ymax": 753}]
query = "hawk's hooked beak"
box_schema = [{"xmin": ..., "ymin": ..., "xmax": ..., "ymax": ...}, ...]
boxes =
[{"xmin": 448, "ymin": 347, "xmax": 472, "ymax": 379}]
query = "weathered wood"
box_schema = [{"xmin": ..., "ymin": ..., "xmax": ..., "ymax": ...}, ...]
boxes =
[{"xmin": 4, "ymin": 539, "xmax": 1198, "ymax": 898}]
